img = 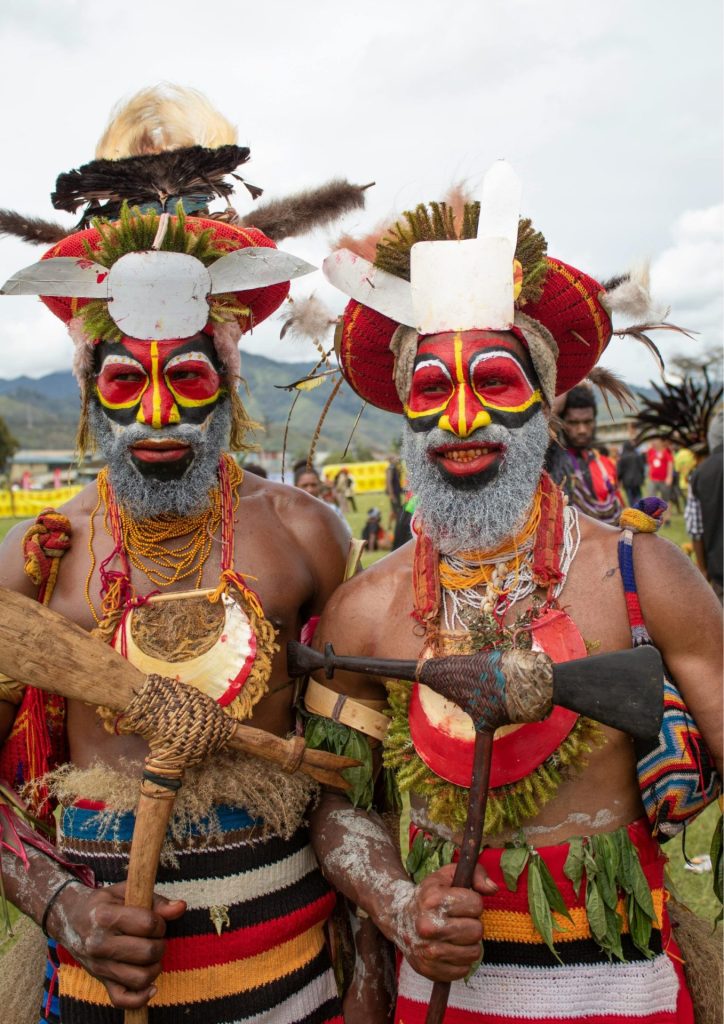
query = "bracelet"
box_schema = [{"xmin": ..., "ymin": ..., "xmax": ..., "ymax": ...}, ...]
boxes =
[{"xmin": 41, "ymin": 877, "xmax": 83, "ymax": 937}]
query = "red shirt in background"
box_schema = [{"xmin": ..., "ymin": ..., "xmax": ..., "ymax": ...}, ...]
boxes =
[{"xmin": 647, "ymin": 446, "xmax": 673, "ymax": 482}]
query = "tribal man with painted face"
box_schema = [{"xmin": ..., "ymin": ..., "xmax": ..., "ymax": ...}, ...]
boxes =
[
  {"xmin": 0, "ymin": 87, "xmax": 358, "ymax": 1024},
  {"xmin": 304, "ymin": 168, "xmax": 722, "ymax": 1024}
]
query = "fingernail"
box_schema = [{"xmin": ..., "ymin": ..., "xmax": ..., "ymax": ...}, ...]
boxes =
[{"xmin": 149, "ymin": 986, "xmax": 157, "ymax": 998}]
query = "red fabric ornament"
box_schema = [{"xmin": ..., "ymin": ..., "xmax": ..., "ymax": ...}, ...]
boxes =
[{"xmin": 337, "ymin": 258, "xmax": 613, "ymax": 411}]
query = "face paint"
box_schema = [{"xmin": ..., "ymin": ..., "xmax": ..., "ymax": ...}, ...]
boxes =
[
  {"xmin": 405, "ymin": 330, "xmax": 542, "ymax": 438},
  {"xmin": 92, "ymin": 333, "xmax": 227, "ymax": 488},
  {"xmin": 95, "ymin": 335, "xmax": 223, "ymax": 429}
]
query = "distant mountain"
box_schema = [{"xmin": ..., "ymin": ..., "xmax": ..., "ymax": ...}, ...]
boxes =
[{"xmin": 0, "ymin": 354, "xmax": 403, "ymax": 458}]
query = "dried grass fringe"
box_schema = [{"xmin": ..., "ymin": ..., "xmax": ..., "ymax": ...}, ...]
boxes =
[
  {"xmin": 27, "ymin": 749, "xmax": 318, "ymax": 866},
  {"xmin": 667, "ymin": 896, "xmax": 723, "ymax": 1024},
  {"xmin": 0, "ymin": 914, "xmax": 46, "ymax": 1024}
]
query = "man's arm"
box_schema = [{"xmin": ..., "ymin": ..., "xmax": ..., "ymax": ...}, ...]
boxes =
[
  {"xmin": 309, "ymin": 576, "xmax": 496, "ymax": 985},
  {"xmin": 633, "ymin": 533, "xmax": 723, "ymax": 774}
]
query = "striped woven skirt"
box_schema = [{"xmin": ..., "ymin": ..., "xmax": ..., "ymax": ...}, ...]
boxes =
[
  {"xmin": 395, "ymin": 820, "xmax": 693, "ymax": 1024},
  {"xmin": 39, "ymin": 801, "xmax": 343, "ymax": 1023}
]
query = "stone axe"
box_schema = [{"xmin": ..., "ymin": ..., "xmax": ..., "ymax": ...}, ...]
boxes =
[{"xmin": 287, "ymin": 640, "xmax": 664, "ymax": 1024}]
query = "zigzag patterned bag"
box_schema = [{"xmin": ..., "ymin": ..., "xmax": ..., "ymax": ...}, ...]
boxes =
[{"xmin": 618, "ymin": 517, "xmax": 721, "ymax": 838}]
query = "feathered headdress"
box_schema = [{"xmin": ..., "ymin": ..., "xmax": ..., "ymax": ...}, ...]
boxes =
[
  {"xmin": 634, "ymin": 371, "xmax": 723, "ymax": 450},
  {"xmin": 0, "ymin": 84, "xmax": 369, "ymax": 242}
]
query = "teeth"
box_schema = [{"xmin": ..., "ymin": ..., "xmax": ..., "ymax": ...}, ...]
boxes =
[{"xmin": 444, "ymin": 447, "xmax": 493, "ymax": 461}]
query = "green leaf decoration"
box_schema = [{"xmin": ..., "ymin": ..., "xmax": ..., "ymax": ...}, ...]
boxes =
[
  {"xmin": 528, "ymin": 857, "xmax": 562, "ymax": 963},
  {"xmin": 304, "ymin": 714, "xmax": 374, "ymax": 809},
  {"xmin": 405, "ymin": 831, "xmax": 426, "ymax": 877},
  {"xmin": 563, "ymin": 837, "xmax": 585, "ymax": 898},
  {"xmin": 500, "ymin": 845, "xmax": 530, "ymax": 893},
  {"xmin": 591, "ymin": 835, "xmax": 618, "ymax": 911},
  {"xmin": 628, "ymin": 894, "xmax": 655, "ymax": 959},
  {"xmin": 405, "ymin": 832, "xmax": 456, "ymax": 884},
  {"xmin": 537, "ymin": 855, "xmax": 573, "ymax": 925},
  {"xmin": 465, "ymin": 944, "xmax": 484, "ymax": 985},
  {"xmin": 585, "ymin": 877, "xmax": 608, "ymax": 948}
]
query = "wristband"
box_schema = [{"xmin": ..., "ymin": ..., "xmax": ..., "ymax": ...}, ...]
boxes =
[{"xmin": 41, "ymin": 877, "xmax": 83, "ymax": 937}]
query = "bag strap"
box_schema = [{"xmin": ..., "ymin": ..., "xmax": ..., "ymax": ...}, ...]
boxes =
[{"xmin": 617, "ymin": 498, "xmax": 667, "ymax": 647}]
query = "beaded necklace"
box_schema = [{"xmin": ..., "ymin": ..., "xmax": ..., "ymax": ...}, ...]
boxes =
[{"xmin": 85, "ymin": 454, "xmax": 242, "ymax": 625}]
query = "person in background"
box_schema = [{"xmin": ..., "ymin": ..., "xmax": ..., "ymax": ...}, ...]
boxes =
[
  {"xmin": 385, "ymin": 455, "xmax": 403, "ymax": 524},
  {"xmin": 617, "ymin": 426, "xmax": 647, "ymax": 507},
  {"xmin": 686, "ymin": 409, "xmax": 724, "ymax": 601},
  {"xmin": 547, "ymin": 384, "xmax": 622, "ymax": 523},
  {"xmin": 294, "ymin": 464, "xmax": 323, "ymax": 497},
  {"xmin": 360, "ymin": 506, "xmax": 385, "ymax": 552},
  {"xmin": 335, "ymin": 468, "xmax": 357, "ymax": 514},
  {"xmin": 645, "ymin": 437, "xmax": 674, "ymax": 524},
  {"xmin": 243, "ymin": 462, "xmax": 268, "ymax": 478}
]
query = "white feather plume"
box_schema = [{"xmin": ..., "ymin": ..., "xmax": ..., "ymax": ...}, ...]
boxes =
[
  {"xmin": 95, "ymin": 84, "xmax": 237, "ymax": 160},
  {"xmin": 600, "ymin": 263, "xmax": 667, "ymax": 322},
  {"xmin": 279, "ymin": 295, "xmax": 337, "ymax": 342}
]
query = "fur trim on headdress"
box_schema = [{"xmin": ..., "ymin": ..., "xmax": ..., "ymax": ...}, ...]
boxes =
[
  {"xmin": 68, "ymin": 316, "xmax": 95, "ymax": 385},
  {"xmin": 514, "ymin": 311, "xmax": 558, "ymax": 406},
  {"xmin": 600, "ymin": 264, "xmax": 666, "ymax": 322},
  {"xmin": 390, "ymin": 325, "xmax": 419, "ymax": 404},
  {"xmin": 95, "ymin": 84, "xmax": 237, "ymax": 160},
  {"xmin": 212, "ymin": 319, "xmax": 243, "ymax": 383}
]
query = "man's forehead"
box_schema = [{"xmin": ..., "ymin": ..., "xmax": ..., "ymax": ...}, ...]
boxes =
[
  {"xmin": 95, "ymin": 333, "xmax": 218, "ymax": 364},
  {"xmin": 416, "ymin": 330, "xmax": 529, "ymax": 363}
]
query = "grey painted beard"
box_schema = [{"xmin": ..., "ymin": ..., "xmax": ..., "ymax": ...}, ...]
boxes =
[
  {"xmin": 88, "ymin": 400, "xmax": 231, "ymax": 518},
  {"xmin": 401, "ymin": 412, "xmax": 550, "ymax": 553}
]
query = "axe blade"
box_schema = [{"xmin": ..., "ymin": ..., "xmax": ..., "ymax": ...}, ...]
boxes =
[{"xmin": 553, "ymin": 645, "xmax": 663, "ymax": 740}]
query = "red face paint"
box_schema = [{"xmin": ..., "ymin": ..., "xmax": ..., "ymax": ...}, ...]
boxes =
[
  {"xmin": 95, "ymin": 336, "xmax": 222, "ymax": 428},
  {"xmin": 405, "ymin": 330, "xmax": 541, "ymax": 437}
]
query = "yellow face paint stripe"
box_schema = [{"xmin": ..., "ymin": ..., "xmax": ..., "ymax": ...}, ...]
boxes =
[
  {"xmin": 150, "ymin": 342, "xmax": 162, "ymax": 428},
  {"xmin": 471, "ymin": 387, "xmax": 544, "ymax": 414},
  {"xmin": 95, "ymin": 380, "xmax": 149, "ymax": 411},
  {"xmin": 167, "ymin": 382, "xmax": 222, "ymax": 408}
]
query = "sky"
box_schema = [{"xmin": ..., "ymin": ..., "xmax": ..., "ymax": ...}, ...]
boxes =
[{"xmin": 0, "ymin": 0, "xmax": 720, "ymax": 387}]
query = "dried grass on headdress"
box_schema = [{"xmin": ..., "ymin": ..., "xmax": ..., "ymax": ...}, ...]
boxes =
[
  {"xmin": 78, "ymin": 203, "xmax": 238, "ymax": 344},
  {"xmin": 666, "ymin": 896, "xmax": 722, "ymax": 1024},
  {"xmin": 240, "ymin": 180, "xmax": 371, "ymax": 241},
  {"xmin": 95, "ymin": 83, "xmax": 237, "ymax": 160},
  {"xmin": 373, "ymin": 200, "xmax": 548, "ymax": 305}
]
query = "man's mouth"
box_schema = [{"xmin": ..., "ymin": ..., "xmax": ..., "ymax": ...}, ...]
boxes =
[
  {"xmin": 130, "ymin": 439, "xmax": 192, "ymax": 464},
  {"xmin": 431, "ymin": 442, "xmax": 506, "ymax": 477}
]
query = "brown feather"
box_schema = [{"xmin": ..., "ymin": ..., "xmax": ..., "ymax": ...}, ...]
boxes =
[
  {"xmin": 243, "ymin": 180, "xmax": 371, "ymax": 241},
  {"xmin": 587, "ymin": 366, "xmax": 637, "ymax": 414},
  {"xmin": 307, "ymin": 374, "xmax": 344, "ymax": 468},
  {"xmin": 0, "ymin": 209, "xmax": 70, "ymax": 245}
]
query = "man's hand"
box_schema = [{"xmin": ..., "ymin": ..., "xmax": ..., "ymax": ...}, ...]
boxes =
[
  {"xmin": 393, "ymin": 863, "xmax": 496, "ymax": 983},
  {"xmin": 47, "ymin": 879, "xmax": 186, "ymax": 1009}
]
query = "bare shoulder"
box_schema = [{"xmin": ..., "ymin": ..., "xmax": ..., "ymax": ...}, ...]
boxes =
[
  {"xmin": 0, "ymin": 481, "xmax": 99, "ymax": 596},
  {"xmin": 317, "ymin": 542, "xmax": 414, "ymax": 653},
  {"xmin": 237, "ymin": 474, "xmax": 349, "ymax": 606}
]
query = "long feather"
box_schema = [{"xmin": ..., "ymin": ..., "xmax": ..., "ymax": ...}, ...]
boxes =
[
  {"xmin": 274, "ymin": 368, "xmax": 339, "ymax": 392},
  {"xmin": 280, "ymin": 349, "xmax": 334, "ymax": 480},
  {"xmin": 342, "ymin": 402, "xmax": 367, "ymax": 459},
  {"xmin": 307, "ymin": 375, "xmax": 344, "ymax": 468},
  {"xmin": 587, "ymin": 366, "xmax": 637, "ymax": 415},
  {"xmin": 241, "ymin": 180, "xmax": 371, "ymax": 240},
  {"xmin": 0, "ymin": 209, "xmax": 69, "ymax": 245}
]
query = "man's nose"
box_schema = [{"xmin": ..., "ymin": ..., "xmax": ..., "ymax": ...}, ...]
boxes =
[
  {"xmin": 136, "ymin": 381, "xmax": 181, "ymax": 428},
  {"xmin": 438, "ymin": 384, "xmax": 492, "ymax": 438}
]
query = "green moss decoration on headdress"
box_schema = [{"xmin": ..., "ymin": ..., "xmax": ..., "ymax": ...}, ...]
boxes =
[
  {"xmin": 374, "ymin": 201, "xmax": 548, "ymax": 306},
  {"xmin": 79, "ymin": 202, "xmax": 250, "ymax": 343}
]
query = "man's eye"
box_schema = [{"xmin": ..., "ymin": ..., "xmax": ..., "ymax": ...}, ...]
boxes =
[
  {"xmin": 112, "ymin": 372, "xmax": 144, "ymax": 383},
  {"xmin": 169, "ymin": 370, "xmax": 200, "ymax": 382}
]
